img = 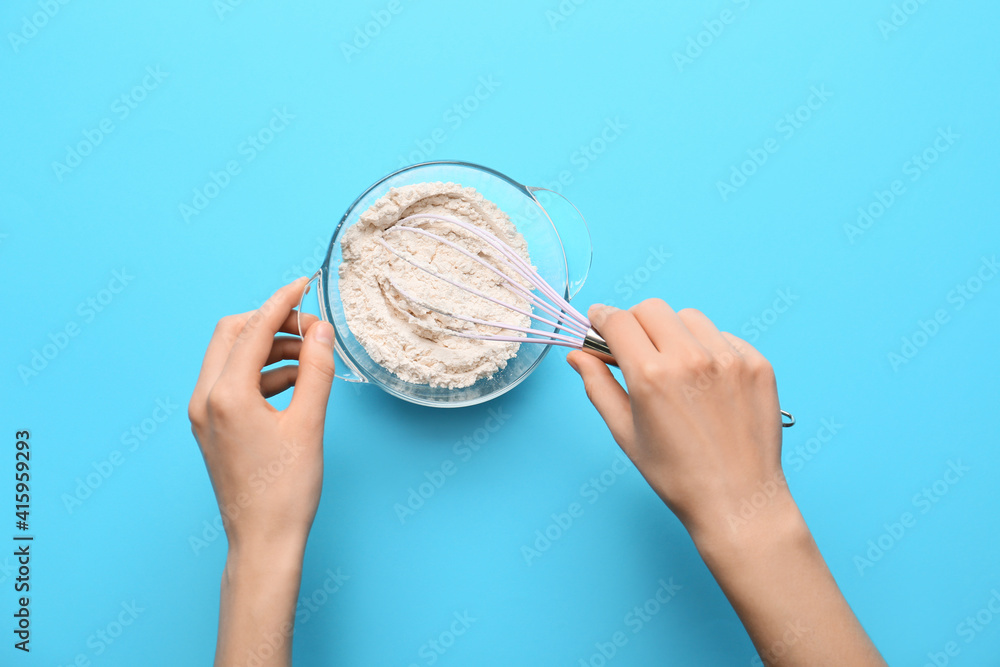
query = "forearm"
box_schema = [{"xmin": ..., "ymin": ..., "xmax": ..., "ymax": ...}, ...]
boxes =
[
  {"xmin": 691, "ymin": 494, "xmax": 885, "ymax": 666},
  {"xmin": 215, "ymin": 541, "xmax": 305, "ymax": 667}
]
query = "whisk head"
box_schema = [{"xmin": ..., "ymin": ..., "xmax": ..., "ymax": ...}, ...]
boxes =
[{"xmin": 377, "ymin": 213, "xmax": 611, "ymax": 360}]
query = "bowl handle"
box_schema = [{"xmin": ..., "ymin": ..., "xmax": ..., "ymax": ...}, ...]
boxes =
[
  {"xmin": 298, "ymin": 270, "xmax": 368, "ymax": 384},
  {"xmin": 526, "ymin": 187, "xmax": 593, "ymax": 301}
]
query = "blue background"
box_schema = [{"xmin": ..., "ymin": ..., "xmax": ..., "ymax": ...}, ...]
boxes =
[{"xmin": 2, "ymin": 0, "xmax": 998, "ymax": 664}]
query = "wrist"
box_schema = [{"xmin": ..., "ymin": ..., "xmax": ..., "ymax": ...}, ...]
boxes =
[
  {"xmin": 216, "ymin": 535, "xmax": 305, "ymax": 665},
  {"xmin": 224, "ymin": 536, "xmax": 307, "ymax": 589},
  {"xmin": 687, "ymin": 489, "xmax": 811, "ymax": 572},
  {"xmin": 225, "ymin": 517, "xmax": 311, "ymax": 561}
]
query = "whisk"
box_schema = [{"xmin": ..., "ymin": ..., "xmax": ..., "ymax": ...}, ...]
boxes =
[
  {"xmin": 377, "ymin": 213, "xmax": 794, "ymax": 427},
  {"xmin": 377, "ymin": 213, "xmax": 613, "ymax": 364}
]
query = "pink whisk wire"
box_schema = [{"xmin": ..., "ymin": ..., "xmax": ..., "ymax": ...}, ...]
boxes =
[
  {"xmin": 386, "ymin": 220, "xmax": 588, "ymax": 337},
  {"xmin": 377, "ymin": 213, "xmax": 592, "ymax": 348},
  {"xmin": 396, "ymin": 214, "xmax": 591, "ymax": 331},
  {"xmin": 375, "ymin": 237, "xmax": 575, "ymax": 340},
  {"xmin": 386, "ymin": 277, "xmax": 586, "ymax": 347}
]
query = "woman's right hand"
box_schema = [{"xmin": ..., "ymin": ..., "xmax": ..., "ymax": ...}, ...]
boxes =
[
  {"xmin": 567, "ymin": 299, "xmax": 885, "ymax": 667},
  {"xmin": 567, "ymin": 299, "xmax": 791, "ymax": 540}
]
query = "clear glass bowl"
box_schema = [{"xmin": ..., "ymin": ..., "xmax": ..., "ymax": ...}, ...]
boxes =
[{"xmin": 309, "ymin": 161, "xmax": 591, "ymax": 408}]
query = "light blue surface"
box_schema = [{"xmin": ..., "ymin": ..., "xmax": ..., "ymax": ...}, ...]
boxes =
[{"xmin": 2, "ymin": 1, "xmax": 998, "ymax": 664}]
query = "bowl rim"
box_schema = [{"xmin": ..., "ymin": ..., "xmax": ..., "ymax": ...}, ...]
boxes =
[
  {"xmin": 318, "ymin": 160, "xmax": 569, "ymax": 408},
  {"xmin": 321, "ymin": 160, "xmax": 535, "ymax": 271}
]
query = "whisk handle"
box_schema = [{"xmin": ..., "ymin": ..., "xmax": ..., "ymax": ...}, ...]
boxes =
[
  {"xmin": 579, "ymin": 328, "xmax": 795, "ymax": 428},
  {"xmin": 582, "ymin": 329, "xmax": 617, "ymax": 367}
]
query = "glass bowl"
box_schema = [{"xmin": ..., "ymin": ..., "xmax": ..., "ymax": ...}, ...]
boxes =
[{"xmin": 307, "ymin": 160, "xmax": 591, "ymax": 408}]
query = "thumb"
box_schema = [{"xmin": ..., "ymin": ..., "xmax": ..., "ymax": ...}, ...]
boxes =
[
  {"xmin": 289, "ymin": 320, "xmax": 336, "ymax": 430},
  {"xmin": 567, "ymin": 350, "xmax": 636, "ymax": 454}
]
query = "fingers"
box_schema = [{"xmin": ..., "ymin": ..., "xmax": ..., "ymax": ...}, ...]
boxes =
[
  {"xmin": 190, "ymin": 311, "xmax": 254, "ymax": 424},
  {"xmin": 261, "ymin": 365, "xmax": 298, "ymax": 398},
  {"xmin": 721, "ymin": 332, "xmax": 781, "ymax": 434},
  {"xmin": 677, "ymin": 308, "xmax": 738, "ymax": 357},
  {"xmin": 629, "ymin": 299, "xmax": 699, "ymax": 354},
  {"xmin": 290, "ymin": 311, "xmax": 319, "ymax": 337},
  {"xmin": 193, "ymin": 312, "xmax": 253, "ymax": 386},
  {"xmin": 222, "ymin": 278, "xmax": 310, "ymax": 385},
  {"xmin": 266, "ymin": 336, "xmax": 303, "ymax": 367},
  {"xmin": 721, "ymin": 332, "xmax": 775, "ymax": 381},
  {"xmin": 287, "ymin": 321, "xmax": 336, "ymax": 432},
  {"xmin": 192, "ymin": 312, "xmax": 313, "ymax": 402},
  {"xmin": 588, "ymin": 304, "xmax": 658, "ymax": 377},
  {"xmin": 567, "ymin": 350, "xmax": 636, "ymax": 454},
  {"xmin": 194, "ymin": 307, "xmax": 315, "ymax": 395}
]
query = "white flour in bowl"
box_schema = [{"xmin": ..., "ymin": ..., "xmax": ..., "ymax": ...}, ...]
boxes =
[{"xmin": 338, "ymin": 182, "xmax": 533, "ymax": 389}]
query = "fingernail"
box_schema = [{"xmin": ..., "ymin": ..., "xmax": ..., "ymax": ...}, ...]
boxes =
[
  {"xmin": 566, "ymin": 353, "xmax": 580, "ymax": 373},
  {"xmin": 588, "ymin": 303, "xmax": 614, "ymax": 323},
  {"xmin": 314, "ymin": 321, "xmax": 334, "ymax": 348}
]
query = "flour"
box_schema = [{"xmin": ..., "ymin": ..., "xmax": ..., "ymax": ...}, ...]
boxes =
[{"xmin": 338, "ymin": 182, "xmax": 533, "ymax": 389}]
